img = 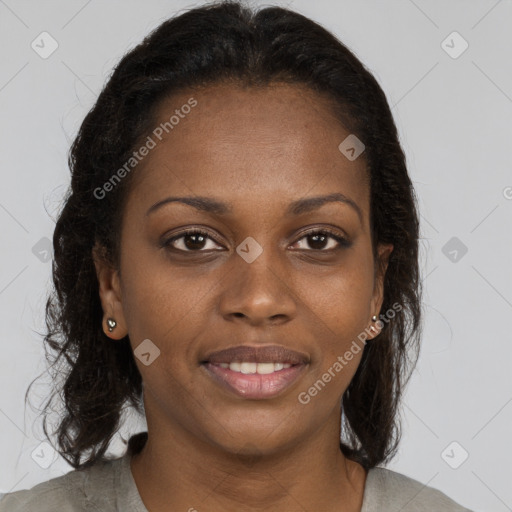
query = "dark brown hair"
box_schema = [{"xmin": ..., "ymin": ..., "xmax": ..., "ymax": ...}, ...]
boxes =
[{"xmin": 27, "ymin": 0, "xmax": 422, "ymax": 471}]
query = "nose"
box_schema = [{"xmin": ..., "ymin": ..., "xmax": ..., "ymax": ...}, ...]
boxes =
[{"xmin": 217, "ymin": 249, "xmax": 297, "ymax": 327}]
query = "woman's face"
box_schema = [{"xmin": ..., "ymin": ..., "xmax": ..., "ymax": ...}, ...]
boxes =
[{"xmin": 95, "ymin": 82, "xmax": 392, "ymax": 458}]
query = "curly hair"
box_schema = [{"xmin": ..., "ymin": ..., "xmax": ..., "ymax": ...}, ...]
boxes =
[{"xmin": 26, "ymin": 0, "xmax": 422, "ymax": 471}]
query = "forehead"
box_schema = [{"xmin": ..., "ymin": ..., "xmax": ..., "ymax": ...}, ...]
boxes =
[{"xmin": 127, "ymin": 82, "xmax": 369, "ymax": 220}]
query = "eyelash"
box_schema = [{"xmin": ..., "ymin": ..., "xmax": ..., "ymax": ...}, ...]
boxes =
[{"xmin": 162, "ymin": 227, "xmax": 351, "ymax": 253}]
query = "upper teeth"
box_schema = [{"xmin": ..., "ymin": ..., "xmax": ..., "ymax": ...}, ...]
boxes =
[{"xmin": 217, "ymin": 362, "xmax": 292, "ymax": 374}]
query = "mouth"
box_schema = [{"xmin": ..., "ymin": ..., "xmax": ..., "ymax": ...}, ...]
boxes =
[
  {"xmin": 202, "ymin": 362, "xmax": 307, "ymax": 399},
  {"xmin": 201, "ymin": 345, "xmax": 309, "ymax": 400}
]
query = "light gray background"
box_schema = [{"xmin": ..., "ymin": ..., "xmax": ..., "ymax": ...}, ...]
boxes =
[{"xmin": 1, "ymin": 0, "xmax": 511, "ymax": 510}]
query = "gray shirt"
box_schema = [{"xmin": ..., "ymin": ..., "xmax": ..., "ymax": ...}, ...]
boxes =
[{"xmin": 0, "ymin": 452, "xmax": 474, "ymax": 511}]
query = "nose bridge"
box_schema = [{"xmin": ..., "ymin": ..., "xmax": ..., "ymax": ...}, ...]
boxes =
[{"xmin": 218, "ymin": 236, "xmax": 296, "ymax": 323}]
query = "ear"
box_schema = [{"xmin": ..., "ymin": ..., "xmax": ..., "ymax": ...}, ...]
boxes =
[
  {"xmin": 92, "ymin": 241, "xmax": 128, "ymax": 340},
  {"xmin": 368, "ymin": 242, "xmax": 394, "ymax": 340}
]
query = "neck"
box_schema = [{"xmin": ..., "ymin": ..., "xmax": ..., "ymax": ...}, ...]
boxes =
[{"xmin": 130, "ymin": 408, "xmax": 367, "ymax": 512}]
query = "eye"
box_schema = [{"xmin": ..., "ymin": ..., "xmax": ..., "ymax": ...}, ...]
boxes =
[
  {"xmin": 162, "ymin": 227, "xmax": 351, "ymax": 254},
  {"xmin": 162, "ymin": 228, "xmax": 223, "ymax": 252},
  {"xmin": 291, "ymin": 228, "xmax": 351, "ymax": 252}
]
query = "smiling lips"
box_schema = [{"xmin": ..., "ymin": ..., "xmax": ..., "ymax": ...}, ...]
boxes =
[{"xmin": 202, "ymin": 344, "xmax": 309, "ymax": 399}]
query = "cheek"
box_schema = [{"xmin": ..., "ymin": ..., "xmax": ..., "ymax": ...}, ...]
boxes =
[
  {"xmin": 294, "ymin": 255, "xmax": 374, "ymax": 388},
  {"xmin": 300, "ymin": 260, "xmax": 374, "ymax": 333},
  {"xmin": 119, "ymin": 247, "xmax": 202, "ymax": 352},
  {"xmin": 297, "ymin": 274, "xmax": 370, "ymax": 405}
]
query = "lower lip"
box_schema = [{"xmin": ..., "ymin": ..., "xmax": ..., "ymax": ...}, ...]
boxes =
[{"xmin": 202, "ymin": 362, "xmax": 307, "ymax": 399}]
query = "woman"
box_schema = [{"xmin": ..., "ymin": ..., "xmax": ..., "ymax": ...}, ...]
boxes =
[{"xmin": 0, "ymin": 1, "xmax": 474, "ymax": 510}]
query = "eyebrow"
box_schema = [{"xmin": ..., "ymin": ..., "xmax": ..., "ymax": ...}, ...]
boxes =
[{"xmin": 145, "ymin": 192, "xmax": 363, "ymax": 224}]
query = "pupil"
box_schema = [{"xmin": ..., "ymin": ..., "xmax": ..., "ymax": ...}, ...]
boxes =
[
  {"xmin": 185, "ymin": 233, "xmax": 206, "ymax": 250},
  {"xmin": 309, "ymin": 233, "xmax": 327, "ymax": 250}
]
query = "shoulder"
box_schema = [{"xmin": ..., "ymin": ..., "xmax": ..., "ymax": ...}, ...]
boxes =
[
  {"xmin": 0, "ymin": 456, "xmax": 122, "ymax": 512},
  {"xmin": 363, "ymin": 467, "xmax": 474, "ymax": 512}
]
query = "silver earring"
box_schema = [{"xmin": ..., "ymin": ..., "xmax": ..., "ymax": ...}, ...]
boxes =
[
  {"xmin": 369, "ymin": 315, "xmax": 379, "ymax": 333},
  {"xmin": 107, "ymin": 318, "xmax": 117, "ymax": 332}
]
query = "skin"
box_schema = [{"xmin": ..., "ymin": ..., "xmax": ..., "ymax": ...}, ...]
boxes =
[{"xmin": 93, "ymin": 82, "xmax": 393, "ymax": 512}]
